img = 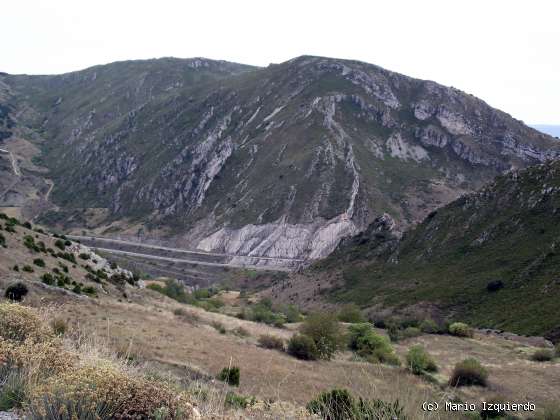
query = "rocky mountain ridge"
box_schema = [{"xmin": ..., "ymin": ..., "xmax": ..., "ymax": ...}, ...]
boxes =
[{"xmin": 1, "ymin": 55, "xmax": 558, "ymax": 262}]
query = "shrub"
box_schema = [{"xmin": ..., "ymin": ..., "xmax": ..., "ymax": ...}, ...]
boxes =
[
  {"xmin": 258, "ymin": 334, "xmax": 284, "ymax": 351},
  {"xmin": 173, "ymin": 307, "xmax": 186, "ymax": 316},
  {"xmin": 486, "ymin": 280, "xmax": 504, "ymax": 292},
  {"xmin": 337, "ymin": 304, "xmax": 365, "ymax": 323},
  {"xmin": 0, "ymin": 232, "xmax": 5, "ymax": 247},
  {"xmin": 22, "ymin": 221, "xmax": 32, "ymax": 229},
  {"xmin": 277, "ymin": 304, "xmax": 303, "ymax": 323},
  {"xmin": 406, "ymin": 345, "xmax": 437, "ymax": 374},
  {"xmin": 82, "ymin": 286, "xmax": 97, "ymax": 296},
  {"xmin": 419, "ymin": 319, "xmax": 439, "ymax": 334},
  {"xmin": 12, "ymin": 264, "xmax": 19, "ymax": 272},
  {"xmin": 401, "ymin": 326, "xmax": 422, "ymax": 339},
  {"xmin": 57, "ymin": 252, "xmax": 76, "ymax": 264},
  {"xmin": 449, "ymin": 358, "xmax": 488, "ymax": 387},
  {"xmin": 531, "ymin": 349, "xmax": 554, "ymax": 362},
  {"xmin": 54, "ymin": 239, "xmax": 66, "ymax": 250},
  {"xmin": 449, "ymin": 322, "xmax": 474, "ymax": 338},
  {"xmin": 0, "ymin": 368, "xmax": 27, "ymax": 410},
  {"xmin": 33, "ymin": 258, "xmax": 46, "ymax": 268},
  {"xmin": 556, "ymin": 343, "xmax": 560, "ymax": 357},
  {"xmin": 224, "ymin": 391, "xmax": 254, "ymax": 409},
  {"xmin": 5, "ymin": 282, "xmax": 28, "ymax": 301},
  {"xmin": 348, "ymin": 323, "xmax": 399, "ymax": 365},
  {"xmin": 50, "ymin": 318, "xmax": 67, "ymax": 336},
  {"xmin": 22, "ymin": 265, "xmax": 34, "ymax": 273},
  {"xmin": 287, "ymin": 334, "xmax": 318, "ymax": 360},
  {"xmin": 0, "ymin": 303, "xmax": 50, "ymax": 342},
  {"xmin": 300, "ymin": 312, "xmax": 344, "ymax": 360},
  {"xmin": 307, "ymin": 388, "xmax": 355, "ymax": 420},
  {"xmin": 307, "ymin": 389, "xmax": 407, "ymax": 420},
  {"xmin": 218, "ymin": 366, "xmax": 240, "ymax": 386},
  {"xmin": 27, "ymin": 393, "xmax": 118, "ymax": 419},
  {"xmin": 78, "ymin": 252, "xmax": 90, "ymax": 260},
  {"xmin": 232, "ymin": 327, "xmax": 249, "ymax": 337},
  {"xmin": 211, "ymin": 321, "xmax": 226, "ymax": 334},
  {"xmin": 41, "ymin": 273, "xmax": 55, "ymax": 286},
  {"xmin": 30, "ymin": 365, "xmax": 196, "ymax": 419}
]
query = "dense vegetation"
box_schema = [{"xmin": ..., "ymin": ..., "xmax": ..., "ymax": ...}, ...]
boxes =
[{"xmin": 315, "ymin": 161, "xmax": 560, "ymax": 340}]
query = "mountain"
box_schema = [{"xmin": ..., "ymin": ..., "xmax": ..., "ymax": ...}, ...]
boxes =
[
  {"xmin": 291, "ymin": 160, "xmax": 560, "ymax": 340},
  {"xmin": 1, "ymin": 56, "xmax": 559, "ymax": 262},
  {"xmin": 531, "ymin": 124, "xmax": 560, "ymax": 138}
]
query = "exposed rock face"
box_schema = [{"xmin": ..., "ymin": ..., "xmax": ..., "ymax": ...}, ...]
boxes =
[{"xmin": 1, "ymin": 55, "xmax": 558, "ymax": 262}]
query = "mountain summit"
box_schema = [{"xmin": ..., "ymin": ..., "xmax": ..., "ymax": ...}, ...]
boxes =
[{"xmin": 1, "ymin": 56, "xmax": 558, "ymax": 261}]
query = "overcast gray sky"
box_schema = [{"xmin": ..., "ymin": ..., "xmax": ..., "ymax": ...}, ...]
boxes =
[{"xmin": 2, "ymin": 0, "xmax": 558, "ymax": 124}]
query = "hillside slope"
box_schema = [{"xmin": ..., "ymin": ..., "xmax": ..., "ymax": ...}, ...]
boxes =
[
  {"xmin": 2, "ymin": 56, "xmax": 559, "ymax": 261},
  {"xmin": 285, "ymin": 161, "xmax": 560, "ymax": 340}
]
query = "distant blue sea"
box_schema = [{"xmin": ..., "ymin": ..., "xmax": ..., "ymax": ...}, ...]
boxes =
[{"xmin": 531, "ymin": 125, "xmax": 560, "ymax": 138}]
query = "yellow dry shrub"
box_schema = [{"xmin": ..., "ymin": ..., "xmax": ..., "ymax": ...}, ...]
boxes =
[
  {"xmin": 0, "ymin": 302, "xmax": 51, "ymax": 343},
  {"xmin": 32, "ymin": 364, "xmax": 197, "ymax": 419}
]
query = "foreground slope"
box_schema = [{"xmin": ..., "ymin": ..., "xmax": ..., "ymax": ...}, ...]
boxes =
[
  {"xmin": 284, "ymin": 161, "xmax": 560, "ymax": 340},
  {"xmin": 2, "ymin": 56, "xmax": 559, "ymax": 261}
]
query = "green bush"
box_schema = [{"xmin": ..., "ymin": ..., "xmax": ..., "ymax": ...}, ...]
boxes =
[
  {"xmin": 4, "ymin": 282, "xmax": 28, "ymax": 301},
  {"xmin": 406, "ymin": 345, "xmax": 437, "ymax": 375},
  {"xmin": 277, "ymin": 304, "xmax": 303, "ymax": 323},
  {"xmin": 307, "ymin": 388, "xmax": 407, "ymax": 420},
  {"xmin": 556, "ymin": 343, "xmax": 560, "ymax": 357},
  {"xmin": 82, "ymin": 286, "xmax": 97, "ymax": 296},
  {"xmin": 348, "ymin": 323, "xmax": 399, "ymax": 365},
  {"xmin": 0, "ymin": 232, "xmax": 6, "ymax": 247},
  {"xmin": 449, "ymin": 358, "xmax": 488, "ymax": 387},
  {"xmin": 307, "ymin": 388, "xmax": 355, "ymax": 420},
  {"xmin": 12, "ymin": 265, "xmax": 19, "ymax": 272},
  {"xmin": 258, "ymin": 334, "xmax": 285, "ymax": 351},
  {"xmin": 531, "ymin": 349, "xmax": 554, "ymax": 362},
  {"xmin": 78, "ymin": 252, "xmax": 90, "ymax": 260},
  {"xmin": 22, "ymin": 265, "xmax": 34, "ymax": 273},
  {"xmin": 33, "ymin": 258, "xmax": 46, "ymax": 268},
  {"xmin": 218, "ymin": 366, "xmax": 240, "ymax": 386},
  {"xmin": 449, "ymin": 322, "xmax": 474, "ymax": 338},
  {"xmin": 41, "ymin": 273, "xmax": 55, "ymax": 286},
  {"xmin": 57, "ymin": 252, "xmax": 76, "ymax": 264},
  {"xmin": 287, "ymin": 334, "xmax": 318, "ymax": 360},
  {"xmin": 419, "ymin": 319, "xmax": 439, "ymax": 334},
  {"xmin": 54, "ymin": 239, "xmax": 66, "ymax": 250},
  {"xmin": 401, "ymin": 327, "xmax": 422, "ymax": 339},
  {"xmin": 300, "ymin": 312, "xmax": 344, "ymax": 360},
  {"xmin": 337, "ymin": 304, "xmax": 365, "ymax": 323},
  {"xmin": 224, "ymin": 391, "xmax": 254, "ymax": 409}
]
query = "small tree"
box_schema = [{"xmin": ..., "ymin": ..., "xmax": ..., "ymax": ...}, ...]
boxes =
[
  {"xmin": 218, "ymin": 366, "xmax": 240, "ymax": 386},
  {"xmin": 5, "ymin": 282, "xmax": 28, "ymax": 301},
  {"xmin": 300, "ymin": 312, "xmax": 344, "ymax": 360},
  {"xmin": 449, "ymin": 322, "xmax": 474, "ymax": 338},
  {"xmin": 406, "ymin": 345, "xmax": 437, "ymax": 374}
]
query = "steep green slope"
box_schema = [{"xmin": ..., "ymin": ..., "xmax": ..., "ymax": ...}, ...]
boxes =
[{"xmin": 315, "ymin": 161, "xmax": 560, "ymax": 339}]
